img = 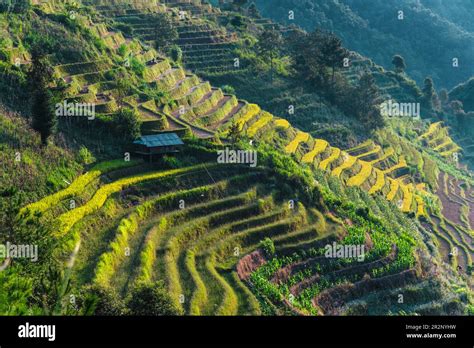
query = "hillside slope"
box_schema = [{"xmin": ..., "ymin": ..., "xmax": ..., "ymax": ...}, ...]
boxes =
[
  {"xmin": 0, "ymin": 0, "xmax": 472, "ymax": 316},
  {"xmin": 253, "ymin": 0, "xmax": 474, "ymax": 89}
]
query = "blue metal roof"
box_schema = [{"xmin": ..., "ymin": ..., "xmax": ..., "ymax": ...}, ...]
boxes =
[{"xmin": 133, "ymin": 133, "xmax": 184, "ymax": 148}]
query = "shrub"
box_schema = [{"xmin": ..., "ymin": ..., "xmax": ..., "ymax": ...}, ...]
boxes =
[
  {"xmin": 78, "ymin": 146, "xmax": 96, "ymax": 165},
  {"xmin": 128, "ymin": 281, "xmax": 182, "ymax": 315},
  {"xmin": 80, "ymin": 284, "xmax": 125, "ymax": 316},
  {"xmin": 130, "ymin": 57, "xmax": 145, "ymax": 77},
  {"xmin": 260, "ymin": 237, "xmax": 275, "ymax": 258},
  {"xmin": 168, "ymin": 45, "xmax": 182, "ymax": 63},
  {"xmin": 221, "ymin": 85, "xmax": 235, "ymax": 94},
  {"xmin": 113, "ymin": 108, "xmax": 142, "ymax": 141}
]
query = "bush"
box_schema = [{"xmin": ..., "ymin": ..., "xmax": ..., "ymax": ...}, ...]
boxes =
[
  {"xmin": 168, "ymin": 45, "xmax": 182, "ymax": 63},
  {"xmin": 130, "ymin": 57, "xmax": 145, "ymax": 77},
  {"xmin": 128, "ymin": 281, "xmax": 182, "ymax": 315},
  {"xmin": 260, "ymin": 237, "xmax": 275, "ymax": 258},
  {"xmin": 78, "ymin": 146, "xmax": 96, "ymax": 165},
  {"xmin": 221, "ymin": 85, "xmax": 235, "ymax": 94},
  {"xmin": 80, "ymin": 285, "xmax": 126, "ymax": 316},
  {"xmin": 113, "ymin": 108, "xmax": 142, "ymax": 141}
]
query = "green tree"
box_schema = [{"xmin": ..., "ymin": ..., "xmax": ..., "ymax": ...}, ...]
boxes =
[
  {"xmin": 80, "ymin": 285, "xmax": 126, "ymax": 315},
  {"xmin": 221, "ymin": 84, "xmax": 235, "ymax": 94},
  {"xmin": 287, "ymin": 30, "xmax": 347, "ymax": 87},
  {"xmin": 0, "ymin": 266, "xmax": 34, "ymax": 315},
  {"xmin": 421, "ymin": 76, "xmax": 437, "ymax": 111},
  {"xmin": 257, "ymin": 28, "xmax": 283, "ymax": 84},
  {"xmin": 230, "ymin": 14, "xmax": 245, "ymax": 28},
  {"xmin": 0, "ymin": 187, "xmax": 60, "ymax": 315},
  {"xmin": 353, "ymin": 72, "xmax": 384, "ymax": 130},
  {"xmin": 169, "ymin": 44, "xmax": 182, "ymax": 63},
  {"xmin": 29, "ymin": 49, "xmax": 57, "ymax": 145},
  {"xmin": 152, "ymin": 13, "xmax": 178, "ymax": 51},
  {"xmin": 439, "ymin": 88, "xmax": 449, "ymax": 105},
  {"xmin": 449, "ymin": 100, "xmax": 467, "ymax": 133},
  {"xmin": 128, "ymin": 281, "xmax": 182, "ymax": 315},
  {"xmin": 319, "ymin": 33, "xmax": 349, "ymax": 84},
  {"xmin": 0, "ymin": 0, "xmax": 30, "ymax": 13},
  {"xmin": 31, "ymin": 88, "xmax": 56, "ymax": 146},
  {"xmin": 114, "ymin": 108, "xmax": 142, "ymax": 141},
  {"xmin": 450, "ymin": 100, "xmax": 464, "ymax": 113},
  {"xmin": 115, "ymin": 76, "xmax": 132, "ymax": 108},
  {"xmin": 392, "ymin": 55, "xmax": 406, "ymax": 73},
  {"xmin": 227, "ymin": 120, "xmax": 241, "ymax": 144}
]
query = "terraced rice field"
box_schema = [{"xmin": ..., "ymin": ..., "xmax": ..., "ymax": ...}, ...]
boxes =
[
  {"xmin": 51, "ymin": 0, "xmax": 429, "ymax": 220},
  {"xmin": 27, "ymin": 155, "xmax": 351, "ymax": 315},
  {"xmin": 50, "ymin": 16, "xmax": 426, "ymax": 220},
  {"xmin": 86, "ymin": 0, "xmax": 238, "ymax": 74},
  {"xmin": 15, "ymin": 0, "xmax": 472, "ymax": 319},
  {"xmin": 419, "ymin": 122, "xmax": 461, "ymax": 159},
  {"xmin": 26, "ymin": 150, "xmax": 456, "ymax": 315}
]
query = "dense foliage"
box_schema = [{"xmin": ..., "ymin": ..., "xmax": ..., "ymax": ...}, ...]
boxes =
[{"xmin": 254, "ymin": 0, "xmax": 474, "ymax": 89}]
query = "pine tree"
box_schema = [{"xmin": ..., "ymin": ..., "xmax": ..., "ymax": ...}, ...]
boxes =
[
  {"xmin": 32, "ymin": 88, "xmax": 56, "ymax": 146},
  {"xmin": 319, "ymin": 34, "xmax": 349, "ymax": 84},
  {"xmin": 354, "ymin": 72, "xmax": 384, "ymax": 130},
  {"xmin": 439, "ymin": 88, "xmax": 449, "ymax": 105},
  {"xmin": 421, "ymin": 77, "xmax": 436, "ymax": 111},
  {"xmin": 29, "ymin": 49, "xmax": 56, "ymax": 146},
  {"xmin": 248, "ymin": 2, "xmax": 260, "ymax": 18},
  {"xmin": 257, "ymin": 28, "xmax": 283, "ymax": 84}
]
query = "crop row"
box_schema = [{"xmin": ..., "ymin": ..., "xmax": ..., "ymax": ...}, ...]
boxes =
[{"xmin": 20, "ymin": 159, "xmax": 140, "ymax": 217}]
